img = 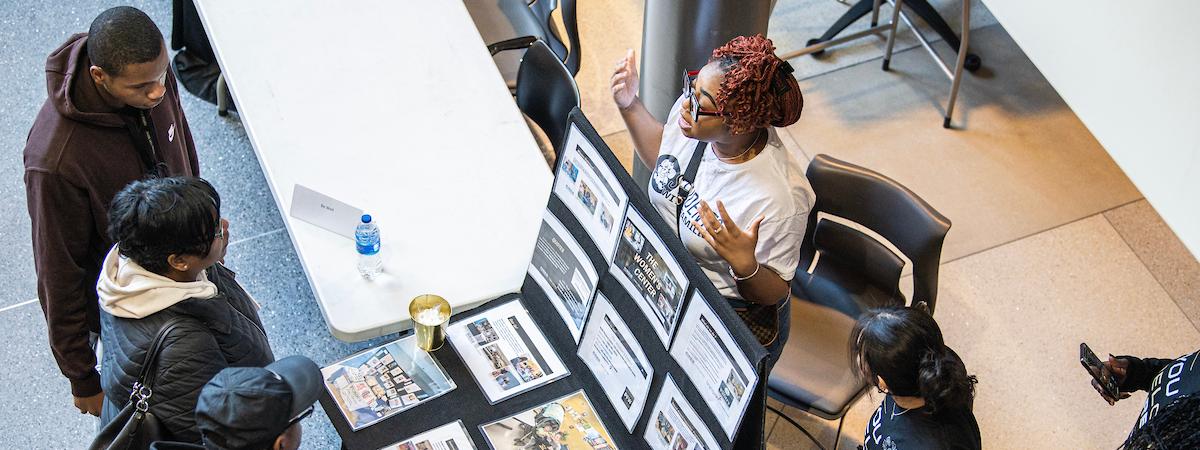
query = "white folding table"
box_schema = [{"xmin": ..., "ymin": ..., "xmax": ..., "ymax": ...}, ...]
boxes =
[{"xmin": 194, "ymin": 0, "xmax": 552, "ymax": 341}]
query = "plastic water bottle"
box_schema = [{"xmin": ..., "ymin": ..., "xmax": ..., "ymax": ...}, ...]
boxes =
[{"xmin": 355, "ymin": 214, "xmax": 382, "ymax": 279}]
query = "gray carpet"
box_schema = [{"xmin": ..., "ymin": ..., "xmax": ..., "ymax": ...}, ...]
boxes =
[{"xmin": 0, "ymin": 2, "xmax": 389, "ymax": 448}]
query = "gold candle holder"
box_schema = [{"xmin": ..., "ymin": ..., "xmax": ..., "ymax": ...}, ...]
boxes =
[{"xmin": 409, "ymin": 294, "xmax": 451, "ymax": 352}]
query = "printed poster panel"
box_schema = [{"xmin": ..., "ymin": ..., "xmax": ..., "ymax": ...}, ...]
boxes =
[
  {"xmin": 669, "ymin": 293, "xmax": 758, "ymax": 440},
  {"xmin": 378, "ymin": 420, "xmax": 477, "ymax": 450},
  {"xmin": 481, "ymin": 390, "xmax": 619, "ymax": 450},
  {"xmin": 447, "ymin": 299, "xmax": 570, "ymax": 404},
  {"xmin": 577, "ymin": 292, "xmax": 653, "ymax": 432},
  {"xmin": 322, "ymin": 335, "xmax": 457, "ymax": 431},
  {"xmin": 644, "ymin": 375, "xmax": 720, "ymax": 450},
  {"xmin": 611, "ymin": 209, "xmax": 690, "ymax": 347},
  {"xmin": 554, "ymin": 124, "xmax": 629, "ymax": 262},
  {"xmin": 528, "ymin": 210, "xmax": 600, "ymax": 343}
]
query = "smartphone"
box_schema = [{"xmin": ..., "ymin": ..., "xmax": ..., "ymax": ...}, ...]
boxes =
[{"xmin": 1080, "ymin": 343, "xmax": 1120, "ymax": 400}]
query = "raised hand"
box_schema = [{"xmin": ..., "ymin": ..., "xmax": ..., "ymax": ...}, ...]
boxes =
[
  {"xmin": 610, "ymin": 49, "xmax": 639, "ymax": 110},
  {"xmin": 690, "ymin": 200, "xmax": 764, "ymax": 277}
]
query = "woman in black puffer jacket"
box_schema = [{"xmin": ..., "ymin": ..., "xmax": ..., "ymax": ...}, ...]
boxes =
[{"xmin": 96, "ymin": 177, "xmax": 274, "ymax": 443}]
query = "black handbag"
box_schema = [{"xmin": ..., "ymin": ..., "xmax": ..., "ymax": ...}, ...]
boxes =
[
  {"xmin": 89, "ymin": 317, "xmax": 188, "ymax": 450},
  {"xmin": 731, "ymin": 300, "xmax": 783, "ymax": 346}
]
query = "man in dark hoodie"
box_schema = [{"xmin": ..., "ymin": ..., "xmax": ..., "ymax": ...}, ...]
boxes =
[{"xmin": 24, "ymin": 5, "xmax": 199, "ymax": 416}]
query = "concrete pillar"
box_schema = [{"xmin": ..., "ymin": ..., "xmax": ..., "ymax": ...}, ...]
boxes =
[{"xmin": 632, "ymin": 0, "xmax": 773, "ymax": 186}]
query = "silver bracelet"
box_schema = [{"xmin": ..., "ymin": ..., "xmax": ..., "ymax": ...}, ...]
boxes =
[{"xmin": 730, "ymin": 263, "xmax": 760, "ymax": 281}]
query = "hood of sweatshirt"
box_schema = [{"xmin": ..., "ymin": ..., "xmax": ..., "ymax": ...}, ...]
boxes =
[
  {"xmin": 45, "ymin": 33, "xmax": 127, "ymax": 128},
  {"xmin": 97, "ymin": 246, "xmax": 218, "ymax": 319}
]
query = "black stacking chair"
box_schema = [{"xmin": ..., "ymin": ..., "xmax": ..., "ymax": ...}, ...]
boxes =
[
  {"xmin": 468, "ymin": 0, "xmax": 580, "ymax": 90},
  {"xmin": 515, "ymin": 40, "xmax": 580, "ymax": 160},
  {"xmin": 767, "ymin": 154, "xmax": 951, "ymax": 450}
]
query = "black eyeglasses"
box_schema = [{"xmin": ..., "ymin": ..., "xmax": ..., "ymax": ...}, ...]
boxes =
[
  {"xmin": 287, "ymin": 405, "xmax": 314, "ymax": 427},
  {"xmin": 682, "ymin": 70, "xmax": 723, "ymax": 122}
]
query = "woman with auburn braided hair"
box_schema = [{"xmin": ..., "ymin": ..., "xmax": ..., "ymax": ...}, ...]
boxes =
[{"xmin": 611, "ymin": 34, "xmax": 813, "ymax": 368}]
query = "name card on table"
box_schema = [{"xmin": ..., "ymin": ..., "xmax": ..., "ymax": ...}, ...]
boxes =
[{"xmin": 289, "ymin": 184, "xmax": 363, "ymax": 239}]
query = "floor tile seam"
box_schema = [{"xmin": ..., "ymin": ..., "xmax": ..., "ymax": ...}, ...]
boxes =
[
  {"xmin": 0, "ymin": 297, "xmax": 38, "ymax": 313},
  {"xmin": 1101, "ymin": 210, "xmax": 1200, "ymax": 334},
  {"xmin": 228, "ymin": 227, "xmax": 286, "ymax": 247},
  {"xmin": 0, "ymin": 228, "xmax": 286, "ymax": 313},
  {"xmin": 791, "ymin": 23, "xmax": 1003, "ymax": 83},
  {"xmin": 938, "ymin": 196, "xmax": 1145, "ymax": 268}
]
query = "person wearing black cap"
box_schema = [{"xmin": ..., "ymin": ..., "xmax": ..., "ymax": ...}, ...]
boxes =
[{"xmin": 150, "ymin": 356, "xmax": 323, "ymax": 450}]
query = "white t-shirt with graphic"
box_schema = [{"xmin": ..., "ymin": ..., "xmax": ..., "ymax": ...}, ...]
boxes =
[{"xmin": 647, "ymin": 96, "xmax": 815, "ymax": 300}]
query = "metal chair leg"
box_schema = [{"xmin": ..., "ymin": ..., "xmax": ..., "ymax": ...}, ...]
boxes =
[
  {"xmin": 881, "ymin": 0, "xmax": 903, "ymax": 71},
  {"xmin": 869, "ymin": 0, "xmax": 883, "ymax": 26},
  {"xmin": 767, "ymin": 404, "xmax": 831, "ymax": 450},
  {"xmin": 216, "ymin": 72, "xmax": 229, "ymax": 117},
  {"xmin": 943, "ymin": 0, "xmax": 970, "ymax": 128}
]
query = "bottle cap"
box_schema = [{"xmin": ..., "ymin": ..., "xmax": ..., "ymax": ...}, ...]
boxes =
[{"xmin": 361, "ymin": 214, "xmax": 372, "ymax": 223}]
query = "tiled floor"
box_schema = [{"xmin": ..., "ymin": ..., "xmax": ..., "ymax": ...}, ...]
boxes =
[{"xmin": 2, "ymin": 1, "xmax": 1199, "ymax": 449}]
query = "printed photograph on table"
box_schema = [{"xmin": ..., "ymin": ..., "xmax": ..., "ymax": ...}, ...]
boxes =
[
  {"xmin": 378, "ymin": 420, "xmax": 476, "ymax": 450},
  {"xmin": 481, "ymin": 390, "xmax": 619, "ymax": 450},
  {"xmin": 322, "ymin": 335, "xmax": 457, "ymax": 431},
  {"xmin": 577, "ymin": 292, "xmax": 653, "ymax": 432},
  {"xmin": 553, "ymin": 124, "xmax": 629, "ymax": 262},
  {"xmin": 447, "ymin": 299, "xmax": 570, "ymax": 404},
  {"xmin": 528, "ymin": 210, "xmax": 600, "ymax": 342},
  {"xmin": 611, "ymin": 209, "xmax": 689, "ymax": 347},
  {"xmin": 669, "ymin": 293, "xmax": 757, "ymax": 440},
  {"xmin": 643, "ymin": 375, "xmax": 720, "ymax": 450}
]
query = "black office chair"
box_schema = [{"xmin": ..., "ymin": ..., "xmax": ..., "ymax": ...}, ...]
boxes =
[
  {"xmin": 767, "ymin": 154, "xmax": 950, "ymax": 450},
  {"xmin": 467, "ymin": 0, "xmax": 580, "ymax": 90},
  {"xmin": 515, "ymin": 40, "xmax": 580, "ymax": 161}
]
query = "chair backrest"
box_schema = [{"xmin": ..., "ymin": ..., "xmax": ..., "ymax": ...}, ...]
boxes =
[
  {"xmin": 516, "ymin": 40, "xmax": 581, "ymax": 157},
  {"xmin": 798, "ymin": 154, "xmax": 951, "ymax": 313},
  {"xmin": 529, "ymin": 0, "xmax": 580, "ymax": 76}
]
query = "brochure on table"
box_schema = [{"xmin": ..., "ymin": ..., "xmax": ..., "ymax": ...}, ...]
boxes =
[
  {"xmin": 447, "ymin": 299, "xmax": 570, "ymax": 404},
  {"xmin": 611, "ymin": 209, "xmax": 690, "ymax": 348},
  {"xmin": 480, "ymin": 390, "xmax": 619, "ymax": 450},
  {"xmin": 377, "ymin": 420, "xmax": 476, "ymax": 450},
  {"xmin": 553, "ymin": 124, "xmax": 629, "ymax": 263},
  {"xmin": 577, "ymin": 292, "xmax": 653, "ymax": 432},
  {"xmin": 669, "ymin": 293, "xmax": 759, "ymax": 439},
  {"xmin": 321, "ymin": 335, "xmax": 456, "ymax": 431},
  {"xmin": 644, "ymin": 375, "xmax": 720, "ymax": 450},
  {"xmin": 527, "ymin": 211, "xmax": 600, "ymax": 343}
]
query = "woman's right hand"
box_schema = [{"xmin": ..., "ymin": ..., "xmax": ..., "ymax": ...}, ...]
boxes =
[
  {"xmin": 1092, "ymin": 355, "xmax": 1132, "ymax": 405},
  {"xmin": 611, "ymin": 49, "xmax": 639, "ymax": 110}
]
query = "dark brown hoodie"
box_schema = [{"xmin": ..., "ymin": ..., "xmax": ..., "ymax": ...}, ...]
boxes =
[{"xmin": 24, "ymin": 33, "xmax": 200, "ymax": 397}]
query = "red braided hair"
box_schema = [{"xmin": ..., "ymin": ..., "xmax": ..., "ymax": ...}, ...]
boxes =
[{"xmin": 710, "ymin": 34, "xmax": 804, "ymax": 135}]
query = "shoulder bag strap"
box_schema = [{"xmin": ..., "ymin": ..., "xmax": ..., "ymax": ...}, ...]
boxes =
[
  {"xmin": 134, "ymin": 317, "xmax": 191, "ymax": 400},
  {"xmin": 675, "ymin": 141, "xmax": 708, "ymax": 226}
]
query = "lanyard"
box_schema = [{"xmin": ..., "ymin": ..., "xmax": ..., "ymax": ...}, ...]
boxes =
[{"xmin": 673, "ymin": 141, "xmax": 708, "ymax": 231}]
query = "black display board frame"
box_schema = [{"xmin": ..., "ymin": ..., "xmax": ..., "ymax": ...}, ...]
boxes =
[{"xmin": 322, "ymin": 108, "xmax": 770, "ymax": 450}]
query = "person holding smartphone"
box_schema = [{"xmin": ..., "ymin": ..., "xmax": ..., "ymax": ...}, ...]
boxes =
[{"xmin": 1088, "ymin": 347, "xmax": 1200, "ymax": 447}]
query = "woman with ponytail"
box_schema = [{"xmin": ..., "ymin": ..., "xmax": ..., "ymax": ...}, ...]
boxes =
[
  {"xmin": 610, "ymin": 35, "xmax": 814, "ymax": 367},
  {"xmin": 851, "ymin": 306, "xmax": 981, "ymax": 450}
]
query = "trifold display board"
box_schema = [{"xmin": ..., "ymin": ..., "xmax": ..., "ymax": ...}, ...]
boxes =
[{"xmin": 321, "ymin": 108, "xmax": 769, "ymax": 450}]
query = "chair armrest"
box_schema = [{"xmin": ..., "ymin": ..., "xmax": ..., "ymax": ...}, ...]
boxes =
[{"xmin": 489, "ymin": 36, "xmax": 538, "ymax": 55}]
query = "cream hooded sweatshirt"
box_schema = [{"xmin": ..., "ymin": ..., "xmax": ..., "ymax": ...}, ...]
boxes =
[{"xmin": 97, "ymin": 246, "xmax": 218, "ymax": 319}]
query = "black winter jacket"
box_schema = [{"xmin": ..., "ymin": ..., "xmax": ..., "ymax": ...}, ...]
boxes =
[{"xmin": 99, "ymin": 264, "xmax": 274, "ymax": 443}]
